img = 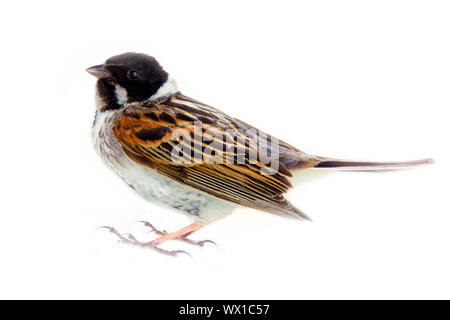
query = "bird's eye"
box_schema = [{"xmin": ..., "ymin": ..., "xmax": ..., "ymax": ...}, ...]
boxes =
[{"xmin": 127, "ymin": 70, "xmax": 138, "ymax": 80}]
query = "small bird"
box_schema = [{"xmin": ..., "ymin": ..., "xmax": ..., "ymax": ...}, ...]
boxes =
[{"xmin": 87, "ymin": 52, "xmax": 432, "ymax": 256}]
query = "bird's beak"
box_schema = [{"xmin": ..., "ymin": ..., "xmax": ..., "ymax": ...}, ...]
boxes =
[{"xmin": 86, "ymin": 64, "xmax": 112, "ymax": 79}]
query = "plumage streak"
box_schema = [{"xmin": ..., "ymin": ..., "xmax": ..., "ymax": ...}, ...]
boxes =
[{"xmin": 112, "ymin": 92, "xmax": 316, "ymax": 219}]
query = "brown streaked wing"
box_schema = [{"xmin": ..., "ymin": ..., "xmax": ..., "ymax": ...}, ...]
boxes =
[{"xmin": 112, "ymin": 93, "xmax": 317, "ymax": 219}]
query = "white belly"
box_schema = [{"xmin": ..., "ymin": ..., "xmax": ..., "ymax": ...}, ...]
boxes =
[{"xmin": 92, "ymin": 110, "xmax": 235, "ymax": 222}]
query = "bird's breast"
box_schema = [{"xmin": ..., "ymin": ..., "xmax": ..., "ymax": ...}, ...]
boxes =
[{"xmin": 91, "ymin": 110, "xmax": 235, "ymax": 222}]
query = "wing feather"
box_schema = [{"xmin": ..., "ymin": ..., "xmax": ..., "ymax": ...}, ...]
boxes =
[{"xmin": 112, "ymin": 93, "xmax": 317, "ymax": 219}]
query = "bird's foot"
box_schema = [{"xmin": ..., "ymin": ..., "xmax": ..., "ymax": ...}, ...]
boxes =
[
  {"xmin": 99, "ymin": 221, "xmax": 214, "ymax": 256},
  {"xmin": 138, "ymin": 220, "xmax": 216, "ymax": 247},
  {"xmin": 99, "ymin": 226, "xmax": 190, "ymax": 257}
]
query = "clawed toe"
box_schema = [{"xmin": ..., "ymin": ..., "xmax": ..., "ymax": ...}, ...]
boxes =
[
  {"xmin": 124, "ymin": 233, "xmax": 137, "ymax": 241},
  {"xmin": 153, "ymin": 247, "xmax": 191, "ymax": 257},
  {"xmin": 179, "ymin": 237, "xmax": 217, "ymax": 247},
  {"xmin": 137, "ymin": 220, "xmax": 167, "ymax": 235},
  {"xmin": 99, "ymin": 226, "xmax": 126, "ymax": 241},
  {"xmin": 199, "ymin": 239, "xmax": 217, "ymax": 247}
]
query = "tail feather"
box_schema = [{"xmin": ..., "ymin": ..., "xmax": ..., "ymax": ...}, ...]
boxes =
[{"xmin": 314, "ymin": 158, "xmax": 433, "ymax": 172}]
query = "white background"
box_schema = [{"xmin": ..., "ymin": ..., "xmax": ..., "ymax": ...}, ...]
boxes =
[{"xmin": 0, "ymin": 0, "xmax": 449, "ymax": 299}]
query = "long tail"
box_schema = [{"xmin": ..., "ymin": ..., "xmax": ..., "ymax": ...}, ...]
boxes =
[{"xmin": 313, "ymin": 157, "xmax": 433, "ymax": 172}]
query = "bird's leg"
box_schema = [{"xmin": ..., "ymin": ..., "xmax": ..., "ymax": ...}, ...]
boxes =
[
  {"xmin": 99, "ymin": 226, "xmax": 190, "ymax": 257},
  {"xmin": 139, "ymin": 221, "xmax": 216, "ymax": 247},
  {"xmin": 100, "ymin": 222, "xmax": 215, "ymax": 256},
  {"xmin": 149, "ymin": 222, "xmax": 203, "ymax": 246}
]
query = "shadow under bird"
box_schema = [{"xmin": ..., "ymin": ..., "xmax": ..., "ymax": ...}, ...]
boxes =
[{"xmin": 87, "ymin": 52, "xmax": 433, "ymax": 256}]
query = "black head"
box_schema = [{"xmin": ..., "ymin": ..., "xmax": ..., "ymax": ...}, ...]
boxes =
[{"xmin": 87, "ymin": 53, "xmax": 170, "ymax": 109}]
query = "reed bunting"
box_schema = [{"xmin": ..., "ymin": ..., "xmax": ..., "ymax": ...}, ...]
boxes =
[{"xmin": 87, "ymin": 52, "xmax": 432, "ymax": 256}]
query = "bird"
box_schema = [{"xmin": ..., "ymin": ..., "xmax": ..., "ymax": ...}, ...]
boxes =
[{"xmin": 87, "ymin": 52, "xmax": 433, "ymax": 256}]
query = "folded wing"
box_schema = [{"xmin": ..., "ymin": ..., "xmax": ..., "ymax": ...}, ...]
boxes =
[{"xmin": 112, "ymin": 93, "xmax": 318, "ymax": 219}]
